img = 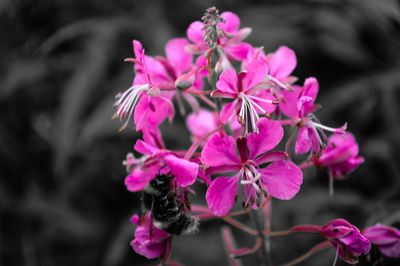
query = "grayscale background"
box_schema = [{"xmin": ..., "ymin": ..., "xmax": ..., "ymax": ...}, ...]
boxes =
[{"xmin": 1, "ymin": 0, "xmax": 400, "ymax": 265}]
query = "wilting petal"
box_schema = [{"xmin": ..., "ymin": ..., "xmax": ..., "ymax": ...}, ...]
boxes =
[
  {"xmin": 379, "ymin": 241, "xmax": 400, "ymax": 258},
  {"xmin": 201, "ymin": 133, "xmax": 240, "ymax": 168},
  {"xmin": 219, "ymin": 101, "xmax": 237, "ymax": 124},
  {"xmin": 295, "ymin": 127, "xmax": 312, "ymax": 155},
  {"xmin": 164, "ymin": 155, "xmax": 199, "ymax": 187},
  {"xmin": 216, "ymin": 68, "xmax": 238, "ymax": 94},
  {"xmin": 219, "ymin": 11, "xmax": 240, "ymax": 33},
  {"xmin": 125, "ymin": 168, "xmax": 155, "ymax": 192},
  {"xmin": 165, "ymin": 38, "xmax": 193, "ymax": 76},
  {"xmin": 363, "ymin": 225, "xmax": 400, "ymax": 245},
  {"xmin": 187, "ymin": 21, "xmax": 204, "ymax": 44},
  {"xmin": 266, "ymin": 46, "xmax": 297, "ymax": 79},
  {"xmin": 259, "ymin": 160, "xmax": 303, "ymax": 200},
  {"xmin": 206, "ymin": 176, "xmax": 239, "ymax": 216},
  {"xmin": 224, "ymin": 42, "xmax": 252, "ymax": 61},
  {"xmin": 243, "ymin": 59, "xmax": 269, "ymax": 90},
  {"xmin": 247, "ymin": 118, "xmax": 284, "ymax": 159}
]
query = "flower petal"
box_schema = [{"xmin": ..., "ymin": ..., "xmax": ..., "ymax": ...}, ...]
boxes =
[
  {"xmin": 259, "ymin": 160, "xmax": 303, "ymax": 200},
  {"xmin": 224, "ymin": 42, "xmax": 252, "ymax": 61},
  {"xmin": 206, "ymin": 176, "xmax": 239, "ymax": 216},
  {"xmin": 279, "ymin": 85, "xmax": 302, "ymax": 118},
  {"xmin": 187, "ymin": 21, "xmax": 204, "ymax": 44},
  {"xmin": 201, "ymin": 133, "xmax": 240, "ymax": 168},
  {"xmin": 186, "ymin": 109, "xmax": 218, "ymax": 140},
  {"xmin": 125, "ymin": 168, "xmax": 154, "ymax": 192},
  {"xmin": 219, "ymin": 101, "xmax": 237, "ymax": 124},
  {"xmin": 266, "ymin": 46, "xmax": 297, "ymax": 79},
  {"xmin": 165, "ymin": 38, "xmax": 193, "ymax": 76},
  {"xmin": 295, "ymin": 127, "xmax": 312, "ymax": 155},
  {"xmin": 247, "ymin": 118, "xmax": 284, "ymax": 159},
  {"xmin": 243, "ymin": 59, "xmax": 269, "ymax": 90},
  {"xmin": 219, "ymin": 11, "xmax": 240, "ymax": 33},
  {"xmin": 164, "ymin": 155, "xmax": 198, "ymax": 187},
  {"xmin": 216, "ymin": 68, "xmax": 238, "ymax": 94}
]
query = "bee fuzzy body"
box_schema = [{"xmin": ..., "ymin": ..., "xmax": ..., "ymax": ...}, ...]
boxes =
[{"xmin": 144, "ymin": 173, "xmax": 199, "ymax": 235}]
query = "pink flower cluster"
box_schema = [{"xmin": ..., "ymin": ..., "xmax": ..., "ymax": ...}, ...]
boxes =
[{"xmin": 113, "ymin": 8, "xmax": 394, "ymax": 265}]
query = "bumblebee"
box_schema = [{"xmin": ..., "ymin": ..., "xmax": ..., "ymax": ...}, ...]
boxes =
[{"xmin": 143, "ymin": 173, "xmax": 199, "ymax": 235}]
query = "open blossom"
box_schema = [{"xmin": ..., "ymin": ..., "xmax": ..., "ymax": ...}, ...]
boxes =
[
  {"xmin": 124, "ymin": 128, "xmax": 199, "ymax": 192},
  {"xmin": 363, "ymin": 224, "xmax": 400, "ymax": 258},
  {"xmin": 212, "ymin": 59, "xmax": 276, "ymax": 134},
  {"xmin": 130, "ymin": 213, "xmax": 171, "ymax": 259},
  {"xmin": 322, "ymin": 219, "xmax": 371, "ymax": 264},
  {"xmin": 265, "ymin": 46, "xmax": 297, "ymax": 91},
  {"xmin": 201, "ymin": 118, "xmax": 303, "ymax": 216},
  {"xmin": 280, "ymin": 77, "xmax": 346, "ymax": 155},
  {"xmin": 186, "ymin": 11, "xmax": 252, "ymax": 61},
  {"xmin": 314, "ymin": 132, "xmax": 364, "ymax": 179}
]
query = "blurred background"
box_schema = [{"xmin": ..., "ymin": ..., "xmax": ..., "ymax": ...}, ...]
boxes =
[{"xmin": 1, "ymin": 0, "xmax": 400, "ymax": 265}]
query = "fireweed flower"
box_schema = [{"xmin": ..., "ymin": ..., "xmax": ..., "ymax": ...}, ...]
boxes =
[
  {"xmin": 130, "ymin": 213, "xmax": 171, "ymax": 259},
  {"xmin": 280, "ymin": 77, "xmax": 347, "ymax": 155},
  {"xmin": 113, "ymin": 40, "xmax": 174, "ymax": 131},
  {"xmin": 124, "ymin": 128, "xmax": 199, "ymax": 192},
  {"xmin": 211, "ymin": 59, "xmax": 277, "ymax": 134},
  {"xmin": 201, "ymin": 118, "xmax": 303, "ymax": 216},
  {"xmin": 322, "ymin": 219, "xmax": 371, "ymax": 264},
  {"xmin": 186, "ymin": 11, "xmax": 252, "ymax": 61},
  {"xmin": 363, "ymin": 224, "xmax": 400, "ymax": 258},
  {"xmin": 314, "ymin": 132, "xmax": 364, "ymax": 179}
]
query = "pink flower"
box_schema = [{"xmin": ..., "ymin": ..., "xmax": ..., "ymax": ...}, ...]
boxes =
[
  {"xmin": 130, "ymin": 213, "xmax": 171, "ymax": 259},
  {"xmin": 201, "ymin": 118, "xmax": 303, "ymax": 216},
  {"xmin": 322, "ymin": 219, "xmax": 371, "ymax": 264},
  {"xmin": 186, "ymin": 11, "xmax": 252, "ymax": 61},
  {"xmin": 211, "ymin": 59, "xmax": 276, "ymax": 134},
  {"xmin": 280, "ymin": 77, "xmax": 346, "ymax": 154},
  {"xmin": 113, "ymin": 40, "xmax": 174, "ymax": 131},
  {"xmin": 315, "ymin": 132, "xmax": 364, "ymax": 179},
  {"xmin": 363, "ymin": 224, "xmax": 400, "ymax": 258}
]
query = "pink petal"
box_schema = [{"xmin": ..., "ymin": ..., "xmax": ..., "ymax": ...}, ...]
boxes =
[
  {"xmin": 247, "ymin": 118, "xmax": 284, "ymax": 159},
  {"xmin": 187, "ymin": 21, "xmax": 204, "ymax": 44},
  {"xmin": 134, "ymin": 139, "xmax": 160, "ymax": 156},
  {"xmin": 216, "ymin": 68, "xmax": 238, "ymax": 94},
  {"xmin": 224, "ymin": 42, "xmax": 252, "ymax": 61},
  {"xmin": 363, "ymin": 225, "xmax": 400, "ymax": 245},
  {"xmin": 259, "ymin": 160, "xmax": 303, "ymax": 200},
  {"xmin": 125, "ymin": 168, "xmax": 154, "ymax": 192},
  {"xmin": 266, "ymin": 46, "xmax": 297, "ymax": 79},
  {"xmin": 279, "ymin": 85, "xmax": 302, "ymax": 118},
  {"xmin": 379, "ymin": 241, "xmax": 400, "ymax": 258},
  {"xmin": 219, "ymin": 101, "xmax": 237, "ymax": 124},
  {"xmin": 219, "ymin": 11, "xmax": 240, "ymax": 33},
  {"xmin": 295, "ymin": 127, "xmax": 312, "ymax": 155},
  {"xmin": 134, "ymin": 95, "xmax": 174, "ymax": 131},
  {"xmin": 165, "ymin": 38, "xmax": 193, "ymax": 76},
  {"xmin": 243, "ymin": 59, "xmax": 269, "ymax": 90},
  {"xmin": 201, "ymin": 133, "xmax": 240, "ymax": 168},
  {"xmin": 206, "ymin": 176, "xmax": 239, "ymax": 216},
  {"xmin": 301, "ymin": 77, "xmax": 319, "ymax": 115},
  {"xmin": 164, "ymin": 155, "xmax": 199, "ymax": 187},
  {"xmin": 186, "ymin": 109, "xmax": 218, "ymax": 139}
]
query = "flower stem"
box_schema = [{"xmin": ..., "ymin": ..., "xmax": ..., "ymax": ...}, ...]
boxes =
[
  {"xmin": 222, "ymin": 216, "xmax": 258, "ymax": 236},
  {"xmin": 250, "ymin": 210, "xmax": 270, "ymax": 266},
  {"xmin": 277, "ymin": 241, "xmax": 331, "ymax": 266},
  {"xmin": 184, "ymin": 126, "xmax": 222, "ymax": 160}
]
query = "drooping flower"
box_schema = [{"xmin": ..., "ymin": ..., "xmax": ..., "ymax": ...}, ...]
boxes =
[
  {"xmin": 280, "ymin": 77, "xmax": 346, "ymax": 155},
  {"xmin": 124, "ymin": 128, "xmax": 199, "ymax": 192},
  {"xmin": 201, "ymin": 118, "xmax": 303, "ymax": 216},
  {"xmin": 363, "ymin": 224, "xmax": 400, "ymax": 258},
  {"xmin": 211, "ymin": 59, "xmax": 277, "ymax": 134},
  {"xmin": 314, "ymin": 132, "xmax": 364, "ymax": 179},
  {"xmin": 322, "ymin": 219, "xmax": 371, "ymax": 264},
  {"xmin": 186, "ymin": 11, "xmax": 252, "ymax": 61},
  {"xmin": 113, "ymin": 40, "xmax": 174, "ymax": 131},
  {"xmin": 130, "ymin": 213, "xmax": 171, "ymax": 259}
]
